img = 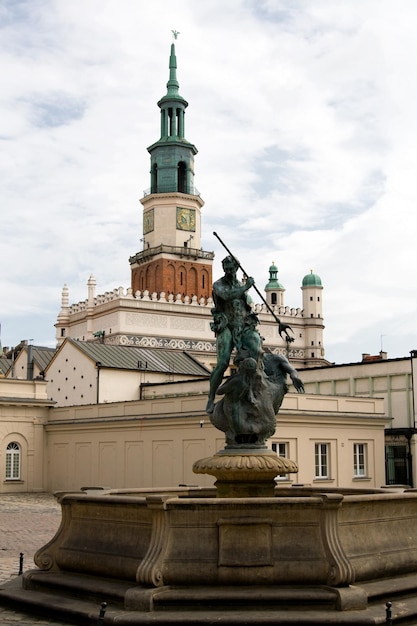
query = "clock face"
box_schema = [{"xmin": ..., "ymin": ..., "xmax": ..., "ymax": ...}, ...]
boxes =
[
  {"xmin": 176, "ymin": 207, "xmax": 196, "ymax": 231},
  {"xmin": 143, "ymin": 209, "xmax": 154, "ymax": 234}
]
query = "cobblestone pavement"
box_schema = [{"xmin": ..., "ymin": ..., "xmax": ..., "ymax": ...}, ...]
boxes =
[{"xmin": 0, "ymin": 492, "xmax": 74, "ymax": 625}]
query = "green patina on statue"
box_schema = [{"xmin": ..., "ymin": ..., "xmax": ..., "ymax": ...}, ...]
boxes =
[{"xmin": 207, "ymin": 245, "xmax": 304, "ymax": 449}]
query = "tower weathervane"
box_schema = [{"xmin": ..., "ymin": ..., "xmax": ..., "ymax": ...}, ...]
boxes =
[{"xmin": 172, "ymin": 30, "xmax": 180, "ymax": 40}]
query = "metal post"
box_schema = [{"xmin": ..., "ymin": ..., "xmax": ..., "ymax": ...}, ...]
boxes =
[
  {"xmin": 97, "ymin": 601, "xmax": 107, "ymax": 625},
  {"xmin": 18, "ymin": 552, "xmax": 24, "ymax": 575},
  {"xmin": 386, "ymin": 601, "xmax": 392, "ymax": 625}
]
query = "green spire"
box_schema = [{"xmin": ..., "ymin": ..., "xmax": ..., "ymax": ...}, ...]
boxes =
[
  {"xmin": 159, "ymin": 42, "xmax": 187, "ymax": 105},
  {"xmin": 166, "ymin": 43, "xmax": 180, "ymax": 96},
  {"xmin": 265, "ymin": 262, "xmax": 284, "ymax": 291}
]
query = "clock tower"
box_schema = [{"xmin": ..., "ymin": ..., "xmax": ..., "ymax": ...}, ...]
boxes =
[{"xmin": 130, "ymin": 40, "xmax": 213, "ymax": 299}]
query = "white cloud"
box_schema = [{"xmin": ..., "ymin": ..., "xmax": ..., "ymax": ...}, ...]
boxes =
[{"xmin": 1, "ymin": 0, "xmax": 417, "ymax": 363}]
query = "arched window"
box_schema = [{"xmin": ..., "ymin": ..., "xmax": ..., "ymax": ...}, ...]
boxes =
[
  {"xmin": 6, "ymin": 442, "xmax": 21, "ymax": 480},
  {"xmin": 151, "ymin": 163, "xmax": 158, "ymax": 193},
  {"xmin": 177, "ymin": 161, "xmax": 187, "ymax": 193},
  {"xmin": 271, "ymin": 293, "xmax": 277, "ymax": 305}
]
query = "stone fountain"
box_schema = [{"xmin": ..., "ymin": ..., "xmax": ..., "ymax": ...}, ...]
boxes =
[{"xmin": 3, "ymin": 256, "xmax": 417, "ymax": 623}]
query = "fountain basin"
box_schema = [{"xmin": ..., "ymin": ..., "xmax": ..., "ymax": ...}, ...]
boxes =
[{"xmin": 2, "ymin": 486, "xmax": 417, "ymax": 623}]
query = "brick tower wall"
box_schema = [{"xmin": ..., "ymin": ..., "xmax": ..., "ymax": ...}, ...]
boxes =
[{"xmin": 131, "ymin": 258, "xmax": 213, "ymax": 300}]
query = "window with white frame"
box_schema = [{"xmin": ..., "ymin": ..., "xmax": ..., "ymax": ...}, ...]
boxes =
[
  {"xmin": 353, "ymin": 443, "xmax": 367, "ymax": 477},
  {"xmin": 272, "ymin": 442, "xmax": 288, "ymax": 458},
  {"xmin": 5, "ymin": 442, "xmax": 21, "ymax": 480},
  {"xmin": 272, "ymin": 441, "xmax": 289, "ymax": 480},
  {"xmin": 315, "ymin": 443, "xmax": 329, "ymax": 479}
]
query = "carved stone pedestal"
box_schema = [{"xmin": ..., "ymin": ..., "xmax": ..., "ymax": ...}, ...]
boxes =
[{"xmin": 193, "ymin": 449, "xmax": 299, "ymax": 497}]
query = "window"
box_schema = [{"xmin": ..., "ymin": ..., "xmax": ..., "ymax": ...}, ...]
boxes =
[
  {"xmin": 271, "ymin": 293, "xmax": 277, "ymax": 305},
  {"xmin": 272, "ymin": 442, "xmax": 288, "ymax": 457},
  {"xmin": 272, "ymin": 442, "xmax": 289, "ymax": 480},
  {"xmin": 353, "ymin": 443, "xmax": 367, "ymax": 477},
  {"xmin": 177, "ymin": 161, "xmax": 186, "ymax": 193},
  {"xmin": 315, "ymin": 443, "xmax": 329, "ymax": 479},
  {"xmin": 6, "ymin": 442, "xmax": 21, "ymax": 480},
  {"xmin": 151, "ymin": 163, "xmax": 158, "ymax": 193},
  {"xmin": 386, "ymin": 443, "xmax": 409, "ymax": 485}
]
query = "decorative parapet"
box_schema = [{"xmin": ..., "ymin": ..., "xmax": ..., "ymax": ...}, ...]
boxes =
[
  {"xmin": 129, "ymin": 244, "xmax": 214, "ymax": 266},
  {"xmin": 254, "ymin": 303, "xmax": 303, "ymax": 317},
  {"xmin": 68, "ymin": 288, "xmax": 214, "ymax": 315},
  {"xmin": 66, "ymin": 285, "xmax": 306, "ymax": 320},
  {"xmin": 142, "ymin": 186, "xmax": 202, "ymax": 198}
]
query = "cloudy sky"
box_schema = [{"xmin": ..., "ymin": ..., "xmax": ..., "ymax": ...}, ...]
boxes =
[{"xmin": 2, "ymin": 0, "xmax": 417, "ymax": 364}]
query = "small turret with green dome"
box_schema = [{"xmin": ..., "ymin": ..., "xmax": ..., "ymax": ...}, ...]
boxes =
[
  {"xmin": 265, "ymin": 262, "xmax": 284, "ymax": 291},
  {"xmin": 302, "ymin": 270, "xmax": 322, "ymax": 287},
  {"xmin": 301, "ymin": 269, "xmax": 323, "ymax": 361},
  {"xmin": 264, "ymin": 261, "xmax": 285, "ymax": 308}
]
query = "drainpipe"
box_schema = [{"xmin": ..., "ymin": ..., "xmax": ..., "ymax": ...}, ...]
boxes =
[
  {"xmin": 27, "ymin": 344, "xmax": 33, "ymax": 380},
  {"xmin": 96, "ymin": 362, "xmax": 102, "ymax": 404}
]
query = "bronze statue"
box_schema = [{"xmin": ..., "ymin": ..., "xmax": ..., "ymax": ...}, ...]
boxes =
[
  {"xmin": 207, "ymin": 247, "xmax": 304, "ymax": 449},
  {"xmin": 206, "ymin": 255, "xmax": 260, "ymax": 414}
]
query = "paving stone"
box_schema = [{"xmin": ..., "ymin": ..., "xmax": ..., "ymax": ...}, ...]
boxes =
[{"xmin": 0, "ymin": 493, "xmax": 73, "ymax": 625}]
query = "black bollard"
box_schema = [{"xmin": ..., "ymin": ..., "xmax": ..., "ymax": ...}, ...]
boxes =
[
  {"xmin": 18, "ymin": 552, "xmax": 24, "ymax": 575},
  {"xmin": 386, "ymin": 601, "xmax": 392, "ymax": 625},
  {"xmin": 97, "ymin": 601, "xmax": 107, "ymax": 625}
]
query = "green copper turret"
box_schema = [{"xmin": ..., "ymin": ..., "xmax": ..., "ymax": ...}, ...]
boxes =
[
  {"xmin": 147, "ymin": 42, "xmax": 198, "ymax": 195},
  {"xmin": 265, "ymin": 262, "xmax": 284, "ymax": 291}
]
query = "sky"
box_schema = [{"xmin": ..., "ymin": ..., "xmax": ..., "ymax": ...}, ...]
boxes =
[{"xmin": 1, "ymin": 0, "xmax": 417, "ymax": 365}]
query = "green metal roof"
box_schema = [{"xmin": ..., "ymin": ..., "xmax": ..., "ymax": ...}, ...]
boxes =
[
  {"xmin": 31, "ymin": 347, "xmax": 56, "ymax": 371},
  {"xmin": 0, "ymin": 347, "xmax": 55, "ymax": 376},
  {"xmin": 0, "ymin": 358, "xmax": 12, "ymax": 375},
  {"xmin": 302, "ymin": 270, "xmax": 322, "ymax": 287},
  {"xmin": 66, "ymin": 339, "xmax": 211, "ymax": 377}
]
